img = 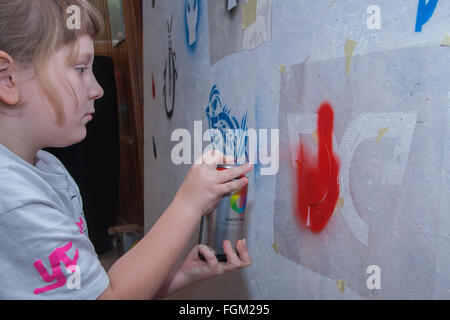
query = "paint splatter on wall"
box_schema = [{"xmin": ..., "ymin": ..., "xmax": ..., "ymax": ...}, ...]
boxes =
[{"xmin": 295, "ymin": 102, "xmax": 340, "ymax": 233}]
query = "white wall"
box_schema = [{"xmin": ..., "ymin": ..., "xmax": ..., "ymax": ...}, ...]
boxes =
[{"xmin": 143, "ymin": 0, "xmax": 450, "ymax": 299}]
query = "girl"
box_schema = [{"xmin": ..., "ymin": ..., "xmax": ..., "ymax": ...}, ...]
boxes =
[{"xmin": 0, "ymin": 0, "xmax": 253, "ymax": 300}]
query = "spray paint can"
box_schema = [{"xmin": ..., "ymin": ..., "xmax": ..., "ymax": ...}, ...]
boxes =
[{"xmin": 198, "ymin": 164, "xmax": 248, "ymax": 262}]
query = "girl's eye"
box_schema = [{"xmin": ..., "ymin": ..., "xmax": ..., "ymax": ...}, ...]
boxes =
[{"xmin": 76, "ymin": 67, "xmax": 88, "ymax": 75}]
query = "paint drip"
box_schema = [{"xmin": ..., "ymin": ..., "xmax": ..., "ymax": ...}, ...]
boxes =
[
  {"xmin": 295, "ymin": 102, "xmax": 340, "ymax": 233},
  {"xmin": 152, "ymin": 74, "xmax": 156, "ymax": 99}
]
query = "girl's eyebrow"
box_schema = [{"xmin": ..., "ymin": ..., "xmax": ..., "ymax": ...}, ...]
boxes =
[{"xmin": 78, "ymin": 53, "xmax": 94, "ymax": 62}]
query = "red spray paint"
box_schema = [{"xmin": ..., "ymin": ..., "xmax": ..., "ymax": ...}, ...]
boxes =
[{"xmin": 295, "ymin": 102, "xmax": 340, "ymax": 233}]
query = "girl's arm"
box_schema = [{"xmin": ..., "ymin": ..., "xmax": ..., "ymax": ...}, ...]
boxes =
[
  {"xmin": 98, "ymin": 151, "xmax": 253, "ymax": 300},
  {"xmin": 98, "ymin": 196, "xmax": 199, "ymax": 300}
]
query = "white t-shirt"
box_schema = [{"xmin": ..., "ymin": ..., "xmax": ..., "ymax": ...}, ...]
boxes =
[{"xmin": 0, "ymin": 144, "xmax": 110, "ymax": 299}]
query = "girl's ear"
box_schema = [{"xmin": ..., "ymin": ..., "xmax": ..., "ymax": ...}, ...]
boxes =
[{"xmin": 0, "ymin": 51, "xmax": 20, "ymax": 106}]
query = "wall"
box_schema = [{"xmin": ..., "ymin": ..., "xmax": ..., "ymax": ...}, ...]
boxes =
[{"xmin": 143, "ymin": 0, "xmax": 450, "ymax": 299}]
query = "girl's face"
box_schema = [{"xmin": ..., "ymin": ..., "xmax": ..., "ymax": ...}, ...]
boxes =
[{"xmin": 21, "ymin": 34, "xmax": 104, "ymax": 148}]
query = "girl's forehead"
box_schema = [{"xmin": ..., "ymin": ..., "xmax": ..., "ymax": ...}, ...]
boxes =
[
  {"xmin": 55, "ymin": 35, "xmax": 94, "ymax": 64},
  {"xmin": 76, "ymin": 36, "xmax": 95, "ymax": 60},
  {"xmin": 78, "ymin": 35, "xmax": 95, "ymax": 49}
]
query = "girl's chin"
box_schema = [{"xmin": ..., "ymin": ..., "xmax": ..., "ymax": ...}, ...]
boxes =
[
  {"xmin": 63, "ymin": 128, "xmax": 88, "ymax": 147},
  {"xmin": 45, "ymin": 126, "xmax": 88, "ymax": 148},
  {"xmin": 75, "ymin": 127, "xmax": 88, "ymax": 143}
]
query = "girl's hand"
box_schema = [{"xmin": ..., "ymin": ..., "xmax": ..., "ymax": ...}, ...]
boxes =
[
  {"xmin": 174, "ymin": 150, "xmax": 253, "ymax": 218},
  {"xmin": 181, "ymin": 239, "xmax": 252, "ymax": 284},
  {"xmin": 152, "ymin": 239, "xmax": 252, "ymax": 299}
]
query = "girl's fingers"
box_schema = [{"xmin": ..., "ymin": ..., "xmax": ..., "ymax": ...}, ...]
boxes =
[
  {"xmin": 198, "ymin": 245, "xmax": 221, "ymax": 273},
  {"xmin": 197, "ymin": 241, "xmax": 251, "ymax": 276},
  {"xmin": 198, "ymin": 244, "xmax": 215, "ymax": 260},
  {"xmin": 217, "ymin": 163, "xmax": 254, "ymax": 184},
  {"xmin": 222, "ymin": 177, "xmax": 248, "ymax": 194},
  {"xmin": 236, "ymin": 239, "xmax": 252, "ymax": 267},
  {"xmin": 223, "ymin": 240, "xmax": 243, "ymax": 270}
]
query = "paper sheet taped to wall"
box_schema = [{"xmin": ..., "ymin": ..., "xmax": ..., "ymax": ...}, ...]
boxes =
[
  {"xmin": 208, "ymin": 0, "xmax": 272, "ymax": 65},
  {"xmin": 242, "ymin": 0, "xmax": 258, "ymax": 30},
  {"xmin": 274, "ymin": 44, "xmax": 450, "ymax": 299}
]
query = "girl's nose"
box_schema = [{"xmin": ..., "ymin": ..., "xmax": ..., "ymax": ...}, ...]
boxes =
[{"xmin": 90, "ymin": 78, "xmax": 104, "ymax": 101}]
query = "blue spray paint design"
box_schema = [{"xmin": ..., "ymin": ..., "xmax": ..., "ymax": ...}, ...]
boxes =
[
  {"xmin": 415, "ymin": 0, "xmax": 438, "ymax": 32},
  {"xmin": 206, "ymin": 85, "xmax": 248, "ymax": 161},
  {"xmin": 184, "ymin": 0, "xmax": 201, "ymax": 51}
]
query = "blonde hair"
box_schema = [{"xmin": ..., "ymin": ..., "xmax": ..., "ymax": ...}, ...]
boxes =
[{"xmin": 0, "ymin": 0, "xmax": 105, "ymax": 125}]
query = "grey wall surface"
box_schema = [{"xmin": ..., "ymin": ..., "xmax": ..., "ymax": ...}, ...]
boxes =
[{"xmin": 143, "ymin": 0, "xmax": 450, "ymax": 299}]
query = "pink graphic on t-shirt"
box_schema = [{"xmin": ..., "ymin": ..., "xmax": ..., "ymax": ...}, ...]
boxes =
[
  {"xmin": 76, "ymin": 217, "xmax": 86, "ymax": 234},
  {"xmin": 33, "ymin": 241, "xmax": 79, "ymax": 295}
]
